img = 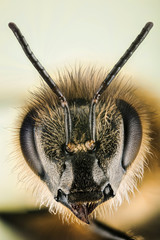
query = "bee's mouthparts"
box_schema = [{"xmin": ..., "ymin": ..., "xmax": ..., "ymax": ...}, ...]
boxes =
[
  {"xmin": 70, "ymin": 202, "xmax": 98, "ymax": 223},
  {"xmin": 55, "ymin": 188, "xmax": 114, "ymax": 223}
]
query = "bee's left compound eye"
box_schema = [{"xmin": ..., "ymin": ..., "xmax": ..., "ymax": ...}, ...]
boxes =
[{"xmin": 117, "ymin": 100, "xmax": 142, "ymax": 170}]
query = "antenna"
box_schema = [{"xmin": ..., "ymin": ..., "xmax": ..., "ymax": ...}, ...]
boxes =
[
  {"xmin": 89, "ymin": 22, "xmax": 153, "ymax": 142},
  {"xmin": 8, "ymin": 22, "xmax": 72, "ymax": 145}
]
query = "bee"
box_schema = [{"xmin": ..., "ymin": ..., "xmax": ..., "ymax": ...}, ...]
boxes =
[{"xmin": 7, "ymin": 22, "xmax": 159, "ymax": 239}]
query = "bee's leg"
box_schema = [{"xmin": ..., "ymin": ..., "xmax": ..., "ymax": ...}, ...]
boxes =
[{"xmin": 91, "ymin": 219, "xmax": 135, "ymax": 240}]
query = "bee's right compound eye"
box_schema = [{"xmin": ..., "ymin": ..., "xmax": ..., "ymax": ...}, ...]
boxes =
[{"xmin": 20, "ymin": 110, "xmax": 45, "ymax": 179}]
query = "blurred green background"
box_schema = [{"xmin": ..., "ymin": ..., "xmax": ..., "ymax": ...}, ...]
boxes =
[{"xmin": 0, "ymin": 0, "xmax": 160, "ymax": 239}]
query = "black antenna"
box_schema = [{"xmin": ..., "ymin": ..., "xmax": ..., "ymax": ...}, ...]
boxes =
[
  {"xmin": 8, "ymin": 22, "xmax": 72, "ymax": 145},
  {"xmin": 89, "ymin": 22, "xmax": 153, "ymax": 142}
]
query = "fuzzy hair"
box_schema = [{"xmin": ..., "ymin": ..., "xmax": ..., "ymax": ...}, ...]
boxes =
[{"xmin": 12, "ymin": 67, "xmax": 154, "ymax": 225}]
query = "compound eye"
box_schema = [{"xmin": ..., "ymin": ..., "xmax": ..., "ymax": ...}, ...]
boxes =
[
  {"xmin": 117, "ymin": 100, "xmax": 142, "ymax": 170},
  {"xmin": 20, "ymin": 110, "xmax": 45, "ymax": 179}
]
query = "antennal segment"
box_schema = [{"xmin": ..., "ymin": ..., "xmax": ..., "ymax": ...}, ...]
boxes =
[
  {"xmin": 8, "ymin": 22, "xmax": 72, "ymax": 145},
  {"xmin": 89, "ymin": 22, "xmax": 153, "ymax": 142}
]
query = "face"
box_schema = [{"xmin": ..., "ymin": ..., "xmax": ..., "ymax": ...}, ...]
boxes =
[{"xmin": 19, "ymin": 78, "xmax": 142, "ymax": 223}]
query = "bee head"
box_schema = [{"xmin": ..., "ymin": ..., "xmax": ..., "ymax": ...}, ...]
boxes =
[
  {"xmin": 20, "ymin": 91, "xmax": 142, "ymax": 223},
  {"xmin": 9, "ymin": 22, "xmax": 153, "ymax": 223}
]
